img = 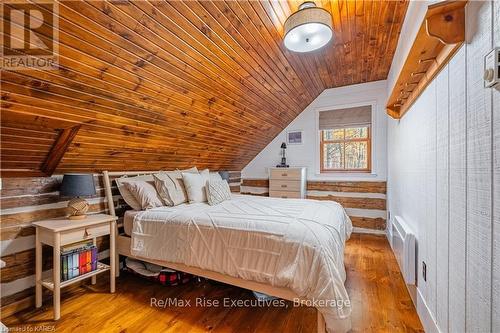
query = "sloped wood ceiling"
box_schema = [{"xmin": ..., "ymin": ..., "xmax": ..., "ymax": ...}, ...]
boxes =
[{"xmin": 1, "ymin": 0, "xmax": 408, "ymax": 175}]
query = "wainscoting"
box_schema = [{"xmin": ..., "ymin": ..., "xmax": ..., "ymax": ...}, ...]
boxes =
[
  {"xmin": 241, "ymin": 179, "xmax": 387, "ymax": 231},
  {"xmin": 0, "ymin": 171, "xmax": 241, "ymax": 316}
]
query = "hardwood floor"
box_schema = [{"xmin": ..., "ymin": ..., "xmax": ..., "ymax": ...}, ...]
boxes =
[{"xmin": 2, "ymin": 234, "xmax": 423, "ymax": 332}]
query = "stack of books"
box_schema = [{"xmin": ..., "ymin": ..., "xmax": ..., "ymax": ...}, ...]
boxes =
[{"xmin": 61, "ymin": 240, "xmax": 98, "ymax": 281}]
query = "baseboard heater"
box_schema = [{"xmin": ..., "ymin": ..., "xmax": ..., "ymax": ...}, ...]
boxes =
[{"xmin": 391, "ymin": 216, "xmax": 416, "ymax": 285}]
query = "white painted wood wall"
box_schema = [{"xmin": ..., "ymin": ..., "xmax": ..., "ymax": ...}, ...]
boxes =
[{"xmin": 387, "ymin": 1, "xmax": 499, "ymax": 332}]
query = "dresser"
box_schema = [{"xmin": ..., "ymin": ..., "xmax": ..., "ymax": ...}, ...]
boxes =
[{"xmin": 269, "ymin": 167, "xmax": 307, "ymax": 199}]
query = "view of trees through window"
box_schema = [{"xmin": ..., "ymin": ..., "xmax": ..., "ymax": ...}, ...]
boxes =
[{"xmin": 321, "ymin": 127, "xmax": 370, "ymax": 171}]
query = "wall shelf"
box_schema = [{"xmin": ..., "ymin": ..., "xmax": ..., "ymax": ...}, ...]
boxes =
[{"xmin": 387, "ymin": 1, "xmax": 467, "ymax": 119}]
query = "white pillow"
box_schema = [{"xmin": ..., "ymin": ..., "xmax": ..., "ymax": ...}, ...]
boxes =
[
  {"xmin": 125, "ymin": 181, "xmax": 164, "ymax": 210},
  {"xmin": 153, "ymin": 167, "xmax": 198, "ymax": 206},
  {"xmin": 182, "ymin": 169, "xmax": 210, "ymax": 203},
  {"xmin": 206, "ymin": 180, "xmax": 231, "ymax": 206},
  {"xmin": 115, "ymin": 175, "xmax": 154, "ymax": 210},
  {"xmin": 209, "ymin": 172, "xmax": 223, "ymax": 182}
]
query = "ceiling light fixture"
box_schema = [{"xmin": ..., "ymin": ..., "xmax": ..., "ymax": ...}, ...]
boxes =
[{"xmin": 283, "ymin": 2, "xmax": 333, "ymax": 53}]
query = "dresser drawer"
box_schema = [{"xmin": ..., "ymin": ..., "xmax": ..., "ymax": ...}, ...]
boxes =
[
  {"xmin": 60, "ymin": 224, "xmax": 109, "ymax": 245},
  {"xmin": 269, "ymin": 190, "xmax": 301, "ymax": 199},
  {"xmin": 269, "ymin": 168, "xmax": 302, "ymax": 180},
  {"xmin": 269, "ymin": 180, "xmax": 301, "ymax": 191}
]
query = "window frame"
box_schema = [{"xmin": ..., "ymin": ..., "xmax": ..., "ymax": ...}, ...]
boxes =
[{"xmin": 319, "ymin": 126, "xmax": 372, "ymax": 173}]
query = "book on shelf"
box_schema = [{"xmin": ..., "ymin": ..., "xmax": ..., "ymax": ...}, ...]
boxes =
[
  {"xmin": 62, "ymin": 240, "xmax": 92, "ymax": 252},
  {"xmin": 60, "ymin": 243, "xmax": 99, "ymax": 282}
]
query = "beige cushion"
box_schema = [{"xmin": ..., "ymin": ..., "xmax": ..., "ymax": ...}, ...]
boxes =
[
  {"xmin": 153, "ymin": 167, "xmax": 198, "ymax": 206},
  {"xmin": 182, "ymin": 169, "xmax": 210, "ymax": 203},
  {"xmin": 115, "ymin": 175, "xmax": 154, "ymax": 210},
  {"xmin": 209, "ymin": 172, "xmax": 223, "ymax": 182},
  {"xmin": 124, "ymin": 181, "xmax": 164, "ymax": 210},
  {"xmin": 206, "ymin": 180, "xmax": 232, "ymax": 206}
]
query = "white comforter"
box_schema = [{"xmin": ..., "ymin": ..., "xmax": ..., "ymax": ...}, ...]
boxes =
[{"xmin": 131, "ymin": 194, "xmax": 352, "ymax": 332}]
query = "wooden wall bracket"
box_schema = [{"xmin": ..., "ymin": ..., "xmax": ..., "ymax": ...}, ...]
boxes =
[{"xmin": 386, "ymin": 1, "xmax": 467, "ymax": 119}]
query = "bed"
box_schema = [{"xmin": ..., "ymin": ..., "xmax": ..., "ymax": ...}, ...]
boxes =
[{"xmin": 103, "ymin": 171, "xmax": 353, "ymax": 333}]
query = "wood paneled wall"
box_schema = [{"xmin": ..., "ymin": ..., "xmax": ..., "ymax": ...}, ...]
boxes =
[
  {"xmin": 0, "ymin": 171, "xmax": 241, "ymax": 317},
  {"xmin": 241, "ymin": 179, "xmax": 387, "ymax": 231},
  {"xmin": 1, "ymin": 0, "xmax": 408, "ymax": 176}
]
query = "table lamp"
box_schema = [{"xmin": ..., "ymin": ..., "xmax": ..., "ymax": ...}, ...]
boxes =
[
  {"xmin": 60, "ymin": 174, "xmax": 96, "ymax": 220},
  {"xmin": 276, "ymin": 142, "xmax": 289, "ymax": 168}
]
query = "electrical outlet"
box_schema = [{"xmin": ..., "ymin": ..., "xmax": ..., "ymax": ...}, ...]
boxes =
[{"xmin": 422, "ymin": 261, "xmax": 427, "ymax": 282}]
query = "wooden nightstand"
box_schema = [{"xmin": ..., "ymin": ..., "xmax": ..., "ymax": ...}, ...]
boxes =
[{"xmin": 33, "ymin": 214, "xmax": 118, "ymax": 320}]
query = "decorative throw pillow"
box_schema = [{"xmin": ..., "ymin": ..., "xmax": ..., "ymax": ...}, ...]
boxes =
[
  {"xmin": 182, "ymin": 169, "xmax": 210, "ymax": 203},
  {"xmin": 209, "ymin": 172, "xmax": 223, "ymax": 182},
  {"xmin": 124, "ymin": 181, "xmax": 164, "ymax": 210},
  {"xmin": 206, "ymin": 180, "xmax": 232, "ymax": 206},
  {"xmin": 115, "ymin": 175, "xmax": 154, "ymax": 210},
  {"xmin": 153, "ymin": 167, "xmax": 198, "ymax": 206}
]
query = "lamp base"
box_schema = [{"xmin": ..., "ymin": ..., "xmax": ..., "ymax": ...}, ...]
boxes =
[
  {"xmin": 68, "ymin": 214, "xmax": 87, "ymax": 220},
  {"xmin": 67, "ymin": 198, "xmax": 90, "ymax": 221}
]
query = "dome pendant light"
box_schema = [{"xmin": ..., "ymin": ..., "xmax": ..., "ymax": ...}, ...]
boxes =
[{"xmin": 283, "ymin": 1, "xmax": 333, "ymax": 53}]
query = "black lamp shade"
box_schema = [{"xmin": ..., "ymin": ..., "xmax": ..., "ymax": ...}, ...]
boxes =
[
  {"xmin": 218, "ymin": 171, "xmax": 230, "ymax": 182},
  {"xmin": 280, "ymin": 142, "xmax": 287, "ymax": 149},
  {"xmin": 60, "ymin": 174, "xmax": 96, "ymax": 198}
]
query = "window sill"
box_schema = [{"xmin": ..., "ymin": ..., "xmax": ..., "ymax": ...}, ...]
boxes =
[
  {"xmin": 314, "ymin": 171, "xmax": 379, "ymax": 178},
  {"xmin": 320, "ymin": 170, "xmax": 372, "ymax": 174}
]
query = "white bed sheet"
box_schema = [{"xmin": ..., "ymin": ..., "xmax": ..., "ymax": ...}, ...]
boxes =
[
  {"xmin": 123, "ymin": 210, "xmax": 140, "ymax": 236},
  {"xmin": 130, "ymin": 194, "xmax": 352, "ymax": 332}
]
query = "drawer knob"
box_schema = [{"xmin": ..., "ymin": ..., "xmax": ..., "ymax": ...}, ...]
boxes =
[
  {"xmin": 281, "ymin": 173, "xmax": 287, "ymax": 177},
  {"xmin": 281, "ymin": 196, "xmax": 287, "ymax": 198},
  {"xmin": 281, "ymin": 184, "xmax": 287, "ymax": 188},
  {"xmin": 84, "ymin": 228, "xmax": 92, "ymax": 237}
]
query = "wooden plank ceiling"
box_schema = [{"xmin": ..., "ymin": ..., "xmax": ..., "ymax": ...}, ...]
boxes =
[{"xmin": 1, "ymin": 0, "xmax": 408, "ymax": 175}]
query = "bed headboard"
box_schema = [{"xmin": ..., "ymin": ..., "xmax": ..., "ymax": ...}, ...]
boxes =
[
  {"xmin": 102, "ymin": 170, "xmax": 160, "ymax": 217},
  {"xmin": 102, "ymin": 170, "xmax": 241, "ymax": 216}
]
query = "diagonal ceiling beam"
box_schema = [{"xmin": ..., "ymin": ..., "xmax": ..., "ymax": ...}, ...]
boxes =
[{"xmin": 41, "ymin": 125, "xmax": 81, "ymax": 176}]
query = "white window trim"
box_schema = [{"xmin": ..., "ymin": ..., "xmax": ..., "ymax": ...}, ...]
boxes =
[{"xmin": 314, "ymin": 100, "xmax": 378, "ymax": 177}]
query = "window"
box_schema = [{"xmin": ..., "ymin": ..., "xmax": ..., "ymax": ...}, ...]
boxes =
[
  {"xmin": 320, "ymin": 127, "xmax": 371, "ymax": 172},
  {"xmin": 318, "ymin": 105, "xmax": 372, "ymax": 172}
]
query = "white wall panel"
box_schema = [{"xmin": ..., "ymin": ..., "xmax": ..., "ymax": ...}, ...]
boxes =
[
  {"xmin": 435, "ymin": 67, "xmax": 449, "ymax": 333},
  {"xmin": 492, "ymin": 1, "xmax": 500, "ymax": 332},
  {"xmin": 388, "ymin": 1, "xmax": 498, "ymax": 331},
  {"xmin": 424, "ymin": 81, "xmax": 438, "ymax": 317},
  {"xmin": 465, "ymin": 2, "xmax": 493, "ymax": 331},
  {"xmin": 448, "ymin": 46, "xmax": 467, "ymax": 333}
]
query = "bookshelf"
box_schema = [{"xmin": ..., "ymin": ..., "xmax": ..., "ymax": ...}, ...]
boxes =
[
  {"xmin": 41, "ymin": 262, "xmax": 110, "ymax": 291},
  {"xmin": 33, "ymin": 214, "xmax": 118, "ymax": 320}
]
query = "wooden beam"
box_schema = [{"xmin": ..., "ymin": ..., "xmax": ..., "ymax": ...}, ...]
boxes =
[
  {"xmin": 41, "ymin": 125, "xmax": 81, "ymax": 176},
  {"xmin": 0, "ymin": 170, "xmax": 48, "ymax": 178}
]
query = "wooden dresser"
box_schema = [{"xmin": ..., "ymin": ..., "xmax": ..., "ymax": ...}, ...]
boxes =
[{"xmin": 269, "ymin": 167, "xmax": 307, "ymax": 199}]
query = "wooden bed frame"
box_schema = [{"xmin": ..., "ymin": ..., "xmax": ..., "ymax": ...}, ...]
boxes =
[{"xmin": 103, "ymin": 170, "xmax": 338, "ymax": 333}]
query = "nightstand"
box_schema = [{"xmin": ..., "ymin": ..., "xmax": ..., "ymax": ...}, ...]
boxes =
[{"xmin": 33, "ymin": 214, "xmax": 118, "ymax": 320}]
